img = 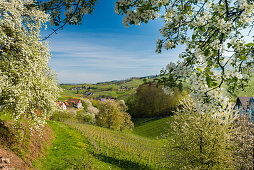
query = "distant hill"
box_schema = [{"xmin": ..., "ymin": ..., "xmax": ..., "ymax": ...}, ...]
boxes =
[
  {"xmin": 95, "ymin": 75, "xmax": 158, "ymax": 85},
  {"xmin": 59, "ymin": 75, "xmax": 158, "ymax": 86},
  {"xmin": 58, "ymin": 76, "xmax": 158, "ymax": 101}
]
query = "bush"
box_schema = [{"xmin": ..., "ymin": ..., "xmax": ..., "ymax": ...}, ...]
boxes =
[
  {"xmin": 232, "ymin": 117, "xmax": 254, "ymax": 169},
  {"xmin": 96, "ymin": 100, "xmax": 134, "ymax": 130},
  {"xmin": 121, "ymin": 112, "xmax": 134, "ymax": 130},
  {"xmin": 76, "ymin": 110, "xmax": 95, "ymax": 124},
  {"xmin": 50, "ymin": 111, "xmax": 73, "ymax": 121},
  {"xmin": 126, "ymin": 83, "xmax": 186, "ymax": 118},
  {"xmin": 91, "ymin": 100, "xmax": 99, "ymax": 108},
  {"xmin": 81, "ymin": 100, "xmax": 87, "ymax": 110}
]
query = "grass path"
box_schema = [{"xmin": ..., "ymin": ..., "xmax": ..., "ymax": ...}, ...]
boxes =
[{"xmin": 34, "ymin": 121, "xmax": 118, "ymax": 169}]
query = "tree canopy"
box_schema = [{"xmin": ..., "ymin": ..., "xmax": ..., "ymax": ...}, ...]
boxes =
[
  {"xmin": 115, "ymin": 0, "xmax": 254, "ymax": 113},
  {"xmin": 0, "ymin": 0, "xmax": 59, "ymax": 130},
  {"xmin": 96, "ymin": 100, "xmax": 134, "ymax": 130},
  {"xmin": 36, "ymin": 0, "xmax": 97, "ymax": 40},
  {"xmin": 127, "ymin": 83, "xmax": 184, "ymax": 117},
  {"xmin": 0, "ymin": 0, "xmax": 97, "ymax": 130}
]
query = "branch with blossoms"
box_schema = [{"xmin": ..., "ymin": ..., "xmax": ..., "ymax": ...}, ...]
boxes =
[
  {"xmin": 36, "ymin": 0, "xmax": 98, "ymax": 40},
  {"xmin": 0, "ymin": 0, "xmax": 61, "ymax": 134},
  {"xmin": 115, "ymin": 0, "xmax": 254, "ymax": 113}
]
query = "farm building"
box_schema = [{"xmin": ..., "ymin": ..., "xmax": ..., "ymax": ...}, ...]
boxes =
[
  {"xmin": 235, "ymin": 97, "xmax": 254, "ymax": 121},
  {"xmin": 68, "ymin": 98, "xmax": 82, "ymax": 109},
  {"xmin": 56, "ymin": 101, "xmax": 68, "ymax": 110}
]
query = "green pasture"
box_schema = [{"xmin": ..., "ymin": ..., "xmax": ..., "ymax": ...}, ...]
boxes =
[{"xmin": 133, "ymin": 117, "xmax": 173, "ymax": 139}]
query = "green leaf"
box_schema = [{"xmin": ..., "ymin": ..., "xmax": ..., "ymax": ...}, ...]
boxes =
[
  {"xmin": 246, "ymin": 43, "xmax": 254, "ymax": 47},
  {"xmin": 206, "ymin": 76, "xmax": 212, "ymax": 87},
  {"xmin": 197, "ymin": 67, "xmax": 202, "ymax": 72}
]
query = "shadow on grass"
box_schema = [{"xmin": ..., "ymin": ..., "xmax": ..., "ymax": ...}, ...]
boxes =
[
  {"xmin": 132, "ymin": 117, "xmax": 160, "ymax": 127},
  {"xmin": 92, "ymin": 152, "xmax": 153, "ymax": 170}
]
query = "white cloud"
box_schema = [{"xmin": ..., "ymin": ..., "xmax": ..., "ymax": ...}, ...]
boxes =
[
  {"xmin": 57, "ymin": 70, "xmax": 109, "ymax": 84},
  {"xmin": 48, "ymin": 32, "xmax": 182, "ymax": 83}
]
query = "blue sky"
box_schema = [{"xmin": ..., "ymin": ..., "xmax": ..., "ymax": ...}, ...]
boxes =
[{"xmin": 44, "ymin": 0, "xmax": 183, "ymax": 83}]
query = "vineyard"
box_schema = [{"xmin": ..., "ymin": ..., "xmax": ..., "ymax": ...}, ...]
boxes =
[{"xmin": 66, "ymin": 122, "xmax": 168, "ymax": 169}]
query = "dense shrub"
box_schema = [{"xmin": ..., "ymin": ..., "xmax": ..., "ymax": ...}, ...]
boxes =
[
  {"xmin": 232, "ymin": 117, "xmax": 254, "ymax": 169},
  {"xmin": 126, "ymin": 83, "xmax": 186, "ymax": 118},
  {"xmin": 81, "ymin": 100, "xmax": 87, "ymax": 110},
  {"xmin": 96, "ymin": 100, "xmax": 134, "ymax": 130},
  {"xmin": 76, "ymin": 110, "xmax": 95, "ymax": 124},
  {"xmin": 91, "ymin": 100, "xmax": 99, "ymax": 108},
  {"xmin": 50, "ymin": 110, "xmax": 77, "ymax": 122}
]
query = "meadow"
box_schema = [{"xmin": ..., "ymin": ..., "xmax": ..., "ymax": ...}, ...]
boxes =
[
  {"xmin": 235, "ymin": 77, "xmax": 254, "ymax": 99},
  {"xmin": 133, "ymin": 117, "xmax": 173, "ymax": 139}
]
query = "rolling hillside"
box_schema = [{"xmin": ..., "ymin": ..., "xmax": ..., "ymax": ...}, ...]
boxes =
[
  {"xmin": 58, "ymin": 77, "xmax": 154, "ymax": 101},
  {"xmin": 34, "ymin": 119, "xmax": 171, "ymax": 169},
  {"xmin": 133, "ymin": 117, "xmax": 173, "ymax": 139}
]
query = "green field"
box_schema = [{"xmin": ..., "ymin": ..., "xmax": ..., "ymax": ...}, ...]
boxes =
[
  {"xmin": 235, "ymin": 77, "xmax": 254, "ymax": 98},
  {"xmin": 58, "ymin": 78, "xmax": 148, "ymax": 101},
  {"xmin": 133, "ymin": 117, "xmax": 173, "ymax": 139}
]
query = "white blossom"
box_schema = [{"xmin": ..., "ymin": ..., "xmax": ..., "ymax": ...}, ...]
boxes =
[{"xmin": 0, "ymin": 0, "xmax": 61, "ymax": 133}]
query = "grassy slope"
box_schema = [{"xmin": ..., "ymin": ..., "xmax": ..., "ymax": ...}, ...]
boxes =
[
  {"xmin": 35, "ymin": 121, "xmax": 118, "ymax": 169},
  {"xmin": 67, "ymin": 122, "xmax": 165, "ymax": 169},
  {"xmin": 133, "ymin": 117, "xmax": 173, "ymax": 139},
  {"xmin": 35, "ymin": 118, "xmax": 172, "ymax": 169},
  {"xmin": 235, "ymin": 77, "xmax": 254, "ymax": 97}
]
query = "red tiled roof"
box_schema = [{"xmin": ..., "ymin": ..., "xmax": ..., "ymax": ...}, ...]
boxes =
[
  {"xmin": 68, "ymin": 98, "xmax": 81, "ymax": 105},
  {"xmin": 56, "ymin": 101, "xmax": 63, "ymax": 107},
  {"xmin": 64, "ymin": 102, "xmax": 69, "ymax": 107}
]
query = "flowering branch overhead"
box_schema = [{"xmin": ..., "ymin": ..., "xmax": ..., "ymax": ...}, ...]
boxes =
[
  {"xmin": 37, "ymin": 0, "xmax": 98, "ymax": 40},
  {"xmin": 115, "ymin": 0, "xmax": 254, "ymax": 113}
]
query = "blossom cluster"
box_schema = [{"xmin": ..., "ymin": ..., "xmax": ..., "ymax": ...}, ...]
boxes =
[
  {"xmin": 0, "ymin": 0, "xmax": 61, "ymax": 133},
  {"xmin": 116, "ymin": 0, "xmax": 254, "ymax": 115},
  {"xmin": 115, "ymin": 0, "xmax": 160, "ymax": 28},
  {"xmin": 39, "ymin": 0, "xmax": 97, "ymax": 28}
]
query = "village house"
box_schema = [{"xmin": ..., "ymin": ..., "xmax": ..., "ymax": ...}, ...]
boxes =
[
  {"xmin": 99, "ymin": 98, "xmax": 106, "ymax": 101},
  {"xmin": 69, "ymin": 86, "xmax": 84, "ymax": 91},
  {"xmin": 64, "ymin": 102, "xmax": 69, "ymax": 108},
  {"xmin": 68, "ymin": 98, "xmax": 82, "ymax": 109},
  {"xmin": 98, "ymin": 96, "xmax": 116, "ymax": 101},
  {"xmin": 234, "ymin": 97, "xmax": 254, "ymax": 121},
  {"xmin": 84, "ymin": 92, "xmax": 93, "ymax": 96},
  {"xmin": 56, "ymin": 101, "xmax": 68, "ymax": 110},
  {"xmin": 69, "ymin": 87, "xmax": 76, "ymax": 91}
]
